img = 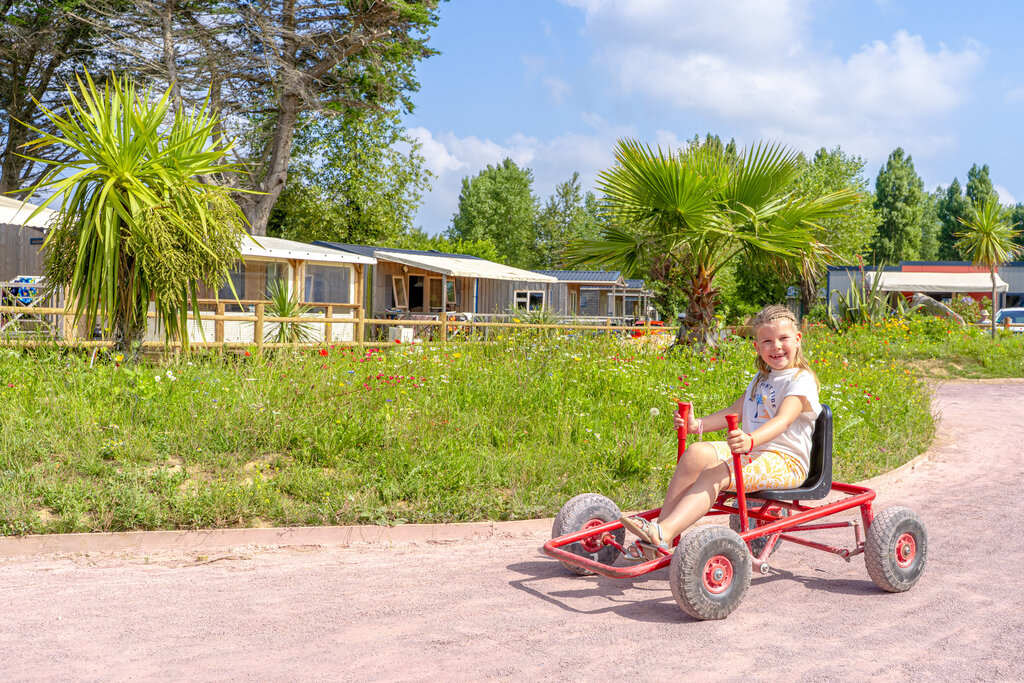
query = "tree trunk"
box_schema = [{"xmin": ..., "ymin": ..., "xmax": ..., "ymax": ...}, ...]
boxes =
[
  {"xmin": 991, "ymin": 267, "xmax": 997, "ymax": 339},
  {"xmin": 673, "ymin": 266, "xmax": 719, "ymax": 349},
  {"xmin": 240, "ymin": 91, "xmax": 301, "ymax": 236}
]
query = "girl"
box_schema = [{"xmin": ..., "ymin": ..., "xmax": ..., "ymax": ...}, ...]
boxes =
[{"xmin": 620, "ymin": 304, "xmax": 821, "ymax": 553}]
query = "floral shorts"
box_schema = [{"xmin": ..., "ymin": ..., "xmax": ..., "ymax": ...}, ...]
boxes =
[{"xmin": 708, "ymin": 442, "xmax": 809, "ymax": 492}]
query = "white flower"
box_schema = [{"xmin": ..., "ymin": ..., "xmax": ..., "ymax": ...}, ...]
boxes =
[
  {"xmin": 154, "ymin": 375, "xmax": 161, "ymax": 382},
  {"xmin": 650, "ymin": 407, "xmax": 660, "ymax": 417},
  {"xmin": 166, "ymin": 370, "xmax": 177, "ymax": 381}
]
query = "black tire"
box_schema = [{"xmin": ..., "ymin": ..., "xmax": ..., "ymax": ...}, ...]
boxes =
[
  {"xmin": 670, "ymin": 525, "xmax": 751, "ymax": 620},
  {"xmin": 865, "ymin": 506, "xmax": 928, "ymax": 592},
  {"xmin": 551, "ymin": 493, "xmax": 626, "ymax": 576},
  {"xmin": 729, "ymin": 503, "xmax": 788, "ymax": 558}
]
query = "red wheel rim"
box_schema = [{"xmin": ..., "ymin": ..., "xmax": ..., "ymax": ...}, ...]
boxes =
[
  {"xmin": 702, "ymin": 555, "xmax": 733, "ymax": 594},
  {"xmin": 580, "ymin": 519, "xmax": 606, "ymax": 554},
  {"xmin": 895, "ymin": 532, "xmax": 916, "ymax": 568}
]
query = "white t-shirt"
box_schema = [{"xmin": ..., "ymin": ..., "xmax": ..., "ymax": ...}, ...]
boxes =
[{"xmin": 741, "ymin": 367, "xmax": 822, "ymax": 471}]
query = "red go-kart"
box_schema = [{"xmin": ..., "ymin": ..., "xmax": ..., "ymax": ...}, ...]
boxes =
[{"xmin": 543, "ymin": 403, "xmax": 928, "ymax": 620}]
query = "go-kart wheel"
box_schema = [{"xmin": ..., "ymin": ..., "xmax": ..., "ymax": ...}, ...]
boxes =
[
  {"xmin": 729, "ymin": 502, "xmax": 787, "ymax": 557},
  {"xmin": 865, "ymin": 506, "xmax": 928, "ymax": 592},
  {"xmin": 551, "ymin": 493, "xmax": 626, "ymax": 576},
  {"xmin": 670, "ymin": 525, "xmax": 751, "ymax": 620}
]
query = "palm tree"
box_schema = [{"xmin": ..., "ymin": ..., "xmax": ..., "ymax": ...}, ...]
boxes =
[
  {"xmin": 20, "ymin": 71, "xmax": 249, "ymax": 355},
  {"xmin": 956, "ymin": 201, "xmax": 1023, "ymax": 338},
  {"xmin": 567, "ymin": 139, "xmax": 860, "ymax": 346}
]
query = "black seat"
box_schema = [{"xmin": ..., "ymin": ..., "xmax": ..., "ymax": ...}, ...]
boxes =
[{"xmin": 757, "ymin": 404, "xmax": 833, "ymax": 501}]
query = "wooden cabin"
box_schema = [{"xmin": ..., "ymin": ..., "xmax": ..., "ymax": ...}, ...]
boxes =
[
  {"xmin": 532, "ymin": 270, "xmax": 658, "ymax": 320},
  {"xmin": 313, "ymin": 243, "xmax": 558, "ymax": 319}
]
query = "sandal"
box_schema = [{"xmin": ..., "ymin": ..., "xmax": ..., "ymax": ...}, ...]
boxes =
[{"xmin": 619, "ymin": 515, "xmax": 669, "ymax": 551}]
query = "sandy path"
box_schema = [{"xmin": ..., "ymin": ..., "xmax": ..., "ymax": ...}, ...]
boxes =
[{"xmin": 1, "ymin": 380, "xmax": 1022, "ymax": 681}]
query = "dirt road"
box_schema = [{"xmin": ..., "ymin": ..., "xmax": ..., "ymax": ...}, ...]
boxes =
[{"xmin": 1, "ymin": 380, "xmax": 1022, "ymax": 681}]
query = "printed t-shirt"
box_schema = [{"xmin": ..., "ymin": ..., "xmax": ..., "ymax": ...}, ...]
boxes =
[{"xmin": 741, "ymin": 367, "xmax": 821, "ymax": 472}]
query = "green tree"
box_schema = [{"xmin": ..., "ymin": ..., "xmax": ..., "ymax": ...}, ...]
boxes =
[
  {"xmin": 22, "ymin": 72, "xmax": 248, "ymax": 354},
  {"xmin": 870, "ymin": 148, "xmax": 925, "ymax": 264},
  {"xmin": 393, "ymin": 227, "xmax": 501, "ymax": 262},
  {"xmin": 956, "ymin": 201, "xmax": 1023, "ymax": 338},
  {"xmin": 266, "ymin": 109, "xmax": 432, "ymax": 246},
  {"xmin": 447, "ymin": 158, "xmax": 540, "ymax": 269},
  {"xmin": 966, "ymin": 163, "xmax": 998, "ymax": 207},
  {"xmin": 534, "ymin": 172, "xmax": 603, "ymax": 268},
  {"xmin": 919, "ymin": 192, "xmax": 941, "ymax": 261},
  {"xmin": 0, "ymin": 1, "xmax": 115, "ymax": 195},
  {"xmin": 934, "ymin": 179, "xmax": 972, "ymax": 260},
  {"xmin": 568, "ymin": 139, "xmax": 858, "ymax": 347},
  {"xmin": 104, "ymin": 1, "xmax": 441, "ymax": 235}
]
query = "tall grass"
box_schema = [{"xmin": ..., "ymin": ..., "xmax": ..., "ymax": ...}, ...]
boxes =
[{"xmin": 2, "ymin": 318, "xmax": 1016, "ymax": 535}]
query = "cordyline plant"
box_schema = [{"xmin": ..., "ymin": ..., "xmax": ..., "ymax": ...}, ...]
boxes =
[
  {"xmin": 567, "ymin": 139, "xmax": 860, "ymax": 348},
  {"xmin": 19, "ymin": 71, "xmax": 251, "ymax": 356}
]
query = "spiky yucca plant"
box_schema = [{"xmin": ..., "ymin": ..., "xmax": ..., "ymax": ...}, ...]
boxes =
[{"xmin": 19, "ymin": 71, "xmax": 250, "ymax": 354}]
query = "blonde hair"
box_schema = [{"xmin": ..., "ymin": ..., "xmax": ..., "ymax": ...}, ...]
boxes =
[{"xmin": 748, "ymin": 304, "xmax": 819, "ymax": 394}]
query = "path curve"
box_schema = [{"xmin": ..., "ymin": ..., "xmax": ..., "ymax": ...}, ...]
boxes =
[{"xmin": 2, "ymin": 380, "xmax": 1022, "ymax": 681}]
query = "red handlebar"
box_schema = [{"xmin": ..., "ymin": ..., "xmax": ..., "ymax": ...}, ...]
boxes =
[
  {"xmin": 676, "ymin": 401, "xmax": 690, "ymax": 462},
  {"xmin": 725, "ymin": 413, "xmax": 740, "ymax": 433}
]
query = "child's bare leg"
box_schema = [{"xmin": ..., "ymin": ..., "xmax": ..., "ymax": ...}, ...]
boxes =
[
  {"xmin": 656, "ymin": 462, "xmax": 732, "ymax": 543},
  {"xmin": 658, "ymin": 442, "xmax": 721, "ymax": 523}
]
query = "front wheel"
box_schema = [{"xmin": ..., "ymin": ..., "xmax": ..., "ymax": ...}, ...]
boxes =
[
  {"xmin": 551, "ymin": 493, "xmax": 625, "ymax": 576},
  {"xmin": 670, "ymin": 525, "xmax": 751, "ymax": 620},
  {"xmin": 865, "ymin": 506, "xmax": 928, "ymax": 592}
]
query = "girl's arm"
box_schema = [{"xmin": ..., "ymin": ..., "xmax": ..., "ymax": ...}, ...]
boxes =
[
  {"xmin": 726, "ymin": 394, "xmax": 805, "ymax": 454},
  {"xmin": 674, "ymin": 395, "xmax": 745, "ymax": 434}
]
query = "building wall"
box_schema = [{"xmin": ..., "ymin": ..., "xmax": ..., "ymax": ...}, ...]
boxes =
[{"xmin": 0, "ymin": 225, "xmax": 46, "ymax": 281}]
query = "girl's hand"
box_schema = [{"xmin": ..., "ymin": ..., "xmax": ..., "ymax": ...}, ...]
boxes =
[
  {"xmin": 727, "ymin": 429, "xmax": 753, "ymax": 454},
  {"xmin": 673, "ymin": 402, "xmax": 700, "ymax": 434}
]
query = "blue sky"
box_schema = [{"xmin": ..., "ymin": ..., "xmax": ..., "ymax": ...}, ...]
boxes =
[{"xmin": 402, "ymin": 0, "xmax": 1024, "ymax": 234}]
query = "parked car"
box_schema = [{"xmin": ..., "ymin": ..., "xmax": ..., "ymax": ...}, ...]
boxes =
[
  {"xmin": 994, "ymin": 307, "xmax": 1024, "ymax": 332},
  {"xmin": 630, "ymin": 319, "xmax": 668, "ymax": 338}
]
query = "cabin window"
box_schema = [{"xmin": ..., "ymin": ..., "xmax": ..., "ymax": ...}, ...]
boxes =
[
  {"xmin": 305, "ymin": 264, "xmax": 351, "ymax": 304},
  {"xmin": 514, "ymin": 290, "xmax": 545, "ymax": 311},
  {"xmin": 391, "ymin": 275, "xmax": 408, "ymax": 309}
]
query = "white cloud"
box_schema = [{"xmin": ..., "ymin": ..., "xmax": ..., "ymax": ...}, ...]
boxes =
[
  {"xmin": 542, "ymin": 76, "xmax": 572, "ymax": 105},
  {"xmin": 405, "ymin": 126, "xmax": 620, "ymax": 232},
  {"xmin": 561, "ymin": 0, "xmax": 983, "ymax": 154},
  {"xmin": 995, "ymin": 184, "xmax": 1017, "ymax": 205}
]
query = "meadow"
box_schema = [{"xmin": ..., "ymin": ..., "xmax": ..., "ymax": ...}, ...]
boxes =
[{"xmin": 1, "ymin": 316, "xmax": 1020, "ymax": 536}]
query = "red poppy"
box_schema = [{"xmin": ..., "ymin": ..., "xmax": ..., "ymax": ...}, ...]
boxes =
[{"xmin": 319, "ymin": 349, "xmax": 328, "ymax": 357}]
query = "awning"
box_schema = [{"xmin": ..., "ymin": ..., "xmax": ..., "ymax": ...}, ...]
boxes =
[
  {"xmin": 0, "ymin": 196, "xmax": 57, "ymax": 229},
  {"xmin": 374, "ymin": 251, "xmax": 557, "ymax": 282},
  {"xmin": 242, "ymin": 236, "xmax": 376, "ymax": 265},
  {"xmin": 865, "ymin": 271, "xmax": 1008, "ymax": 293}
]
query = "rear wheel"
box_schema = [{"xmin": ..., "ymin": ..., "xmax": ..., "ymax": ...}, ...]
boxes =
[
  {"xmin": 865, "ymin": 506, "xmax": 928, "ymax": 592},
  {"xmin": 551, "ymin": 493, "xmax": 625, "ymax": 576},
  {"xmin": 670, "ymin": 525, "xmax": 751, "ymax": 620}
]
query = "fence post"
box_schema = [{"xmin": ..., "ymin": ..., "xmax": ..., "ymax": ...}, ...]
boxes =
[
  {"xmin": 255, "ymin": 303, "xmax": 264, "ymax": 352},
  {"xmin": 356, "ymin": 306, "xmax": 365, "ymax": 349},
  {"xmin": 324, "ymin": 305, "xmax": 333, "ymax": 343},
  {"xmin": 606, "ymin": 317, "xmax": 611, "ymax": 338},
  {"xmin": 215, "ymin": 302, "xmax": 225, "ymax": 345}
]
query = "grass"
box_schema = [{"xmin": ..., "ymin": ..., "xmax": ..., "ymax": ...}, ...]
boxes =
[{"xmin": 0, "ymin": 317, "xmax": 1019, "ymax": 536}]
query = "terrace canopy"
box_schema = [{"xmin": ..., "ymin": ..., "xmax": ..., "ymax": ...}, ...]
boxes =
[
  {"xmin": 865, "ymin": 271, "xmax": 1008, "ymax": 293},
  {"xmin": 373, "ymin": 250, "xmax": 556, "ymax": 283}
]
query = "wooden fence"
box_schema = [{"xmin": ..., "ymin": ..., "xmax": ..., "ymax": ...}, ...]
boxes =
[{"xmin": 0, "ymin": 300, "xmax": 678, "ymax": 351}]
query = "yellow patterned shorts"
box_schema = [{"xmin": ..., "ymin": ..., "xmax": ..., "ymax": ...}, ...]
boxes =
[{"xmin": 708, "ymin": 442, "xmax": 809, "ymax": 492}]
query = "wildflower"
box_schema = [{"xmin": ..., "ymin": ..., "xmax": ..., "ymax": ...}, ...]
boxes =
[
  {"xmin": 166, "ymin": 370, "xmax": 177, "ymax": 381},
  {"xmin": 319, "ymin": 349, "xmax": 328, "ymax": 357},
  {"xmin": 650, "ymin": 407, "xmax": 660, "ymax": 417},
  {"xmin": 114, "ymin": 354, "xmax": 124, "ymax": 363}
]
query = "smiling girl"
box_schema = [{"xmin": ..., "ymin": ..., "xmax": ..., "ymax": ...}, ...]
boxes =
[{"xmin": 620, "ymin": 304, "xmax": 822, "ymax": 554}]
